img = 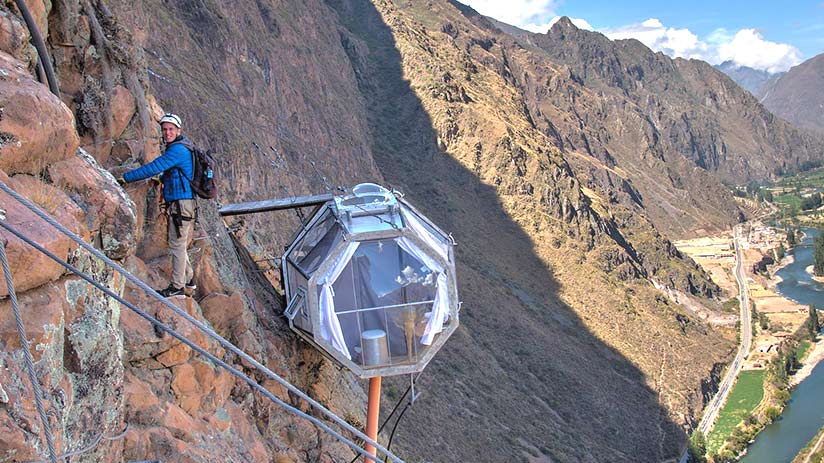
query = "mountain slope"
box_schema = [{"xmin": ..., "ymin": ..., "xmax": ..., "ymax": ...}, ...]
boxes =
[
  {"xmin": 512, "ymin": 17, "xmax": 824, "ymax": 237},
  {"xmin": 329, "ymin": 1, "xmax": 734, "ymax": 461},
  {"xmin": 715, "ymin": 60, "xmax": 782, "ymax": 97},
  {"xmin": 760, "ymin": 53, "xmax": 824, "ymax": 135}
]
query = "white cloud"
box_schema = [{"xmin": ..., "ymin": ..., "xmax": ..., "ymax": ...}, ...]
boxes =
[
  {"xmin": 603, "ymin": 19, "xmax": 801, "ymax": 73},
  {"xmin": 460, "ymin": 2, "xmax": 803, "ymax": 73},
  {"xmin": 461, "ymin": 0, "xmax": 560, "ymax": 31},
  {"xmin": 603, "ymin": 18, "xmax": 709, "ymax": 60},
  {"xmin": 717, "ymin": 29, "xmax": 802, "ymax": 73}
]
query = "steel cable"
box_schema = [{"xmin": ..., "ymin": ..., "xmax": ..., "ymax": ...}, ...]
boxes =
[
  {"xmin": 0, "ymin": 241, "xmax": 59, "ymax": 463},
  {"xmin": 0, "ymin": 180, "xmax": 403, "ymax": 462},
  {"xmin": 0, "ymin": 219, "xmax": 390, "ymax": 463},
  {"xmin": 22, "ymin": 424, "xmax": 130, "ymax": 463}
]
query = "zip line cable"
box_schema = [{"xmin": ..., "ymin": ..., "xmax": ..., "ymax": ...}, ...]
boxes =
[
  {"xmin": 0, "ymin": 242, "xmax": 59, "ymax": 463},
  {"xmin": 0, "ymin": 219, "xmax": 391, "ymax": 463},
  {"xmin": 0, "ymin": 181, "xmax": 404, "ymax": 463}
]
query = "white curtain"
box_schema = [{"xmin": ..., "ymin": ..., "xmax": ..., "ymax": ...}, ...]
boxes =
[
  {"xmin": 318, "ymin": 241, "xmax": 360, "ymax": 359},
  {"xmin": 401, "ymin": 209, "xmax": 449, "ymax": 263},
  {"xmin": 397, "ymin": 237, "xmax": 449, "ymax": 345}
]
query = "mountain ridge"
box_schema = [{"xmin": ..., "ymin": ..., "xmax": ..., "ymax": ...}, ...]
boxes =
[
  {"xmin": 759, "ymin": 53, "xmax": 824, "ymax": 135},
  {"xmin": 714, "ymin": 60, "xmax": 783, "ymax": 97}
]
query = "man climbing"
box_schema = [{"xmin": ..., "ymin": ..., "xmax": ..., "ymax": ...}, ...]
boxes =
[{"xmin": 118, "ymin": 113, "xmax": 197, "ymax": 297}]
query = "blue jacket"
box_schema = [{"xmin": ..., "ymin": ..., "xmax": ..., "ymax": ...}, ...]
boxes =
[{"xmin": 124, "ymin": 136, "xmax": 194, "ymax": 201}]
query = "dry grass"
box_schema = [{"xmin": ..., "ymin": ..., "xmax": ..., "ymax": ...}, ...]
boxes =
[{"xmin": 25, "ymin": 181, "xmax": 61, "ymax": 215}]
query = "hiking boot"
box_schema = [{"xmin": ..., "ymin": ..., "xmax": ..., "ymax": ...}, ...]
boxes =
[
  {"xmin": 157, "ymin": 284, "xmax": 184, "ymax": 297},
  {"xmin": 184, "ymin": 277, "xmax": 197, "ymax": 296}
]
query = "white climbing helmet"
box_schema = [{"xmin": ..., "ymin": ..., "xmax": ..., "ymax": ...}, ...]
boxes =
[{"xmin": 159, "ymin": 113, "xmax": 182, "ymax": 128}]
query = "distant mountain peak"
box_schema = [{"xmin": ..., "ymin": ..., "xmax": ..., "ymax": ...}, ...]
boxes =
[
  {"xmin": 552, "ymin": 16, "xmax": 577, "ymax": 31},
  {"xmin": 714, "ymin": 61, "xmax": 782, "ymax": 97}
]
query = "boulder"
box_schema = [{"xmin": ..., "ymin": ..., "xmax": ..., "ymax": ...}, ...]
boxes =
[
  {"xmin": 48, "ymin": 148, "xmax": 138, "ymax": 259},
  {"xmin": 161, "ymin": 402, "xmax": 198, "ymax": 442},
  {"xmin": 133, "ymin": 186, "xmax": 169, "ymax": 262},
  {"xmin": 110, "ymin": 139, "xmax": 145, "ymax": 165},
  {"xmin": 193, "ymin": 243, "xmax": 223, "ymax": 297},
  {"xmin": 0, "ymin": 51, "xmax": 78, "ymax": 175},
  {"xmin": 79, "ymin": 138, "xmax": 113, "ymax": 166},
  {"xmin": 0, "ymin": 171, "xmax": 75, "ymax": 296},
  {"xmin": 10, "ymin": 174, "xmax": 88, "ymax": 240},
  {"xmin": 0, "ymin": 9, "xmax": 34, "ymax": 63}
]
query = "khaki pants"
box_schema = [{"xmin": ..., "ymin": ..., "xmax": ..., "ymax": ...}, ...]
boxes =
[{"xmin": 168, "ymin": 199, "xmax": 195, "ymax": 289}]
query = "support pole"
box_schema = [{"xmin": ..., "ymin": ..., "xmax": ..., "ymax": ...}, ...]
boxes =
[{"xmin": 365, "ymin": 376, "xmax": 382, "ymax": 462}]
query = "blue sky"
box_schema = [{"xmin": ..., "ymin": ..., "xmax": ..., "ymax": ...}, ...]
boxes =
[{"xmin": 460, "ymin": 1, "xmax": 824, "ymax": 73}]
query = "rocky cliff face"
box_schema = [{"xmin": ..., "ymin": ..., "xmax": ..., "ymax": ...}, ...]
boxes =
[
  {"xmin": 0, "ymin": 0, "xmax": 764, "ymax": 462},
  {"xmin": 1, "ymin": 0, "xmax": 366, "ymax": 461},
  {"xmin": 759, "ymin": 53, "xmax": 824, "ymax": 136}
]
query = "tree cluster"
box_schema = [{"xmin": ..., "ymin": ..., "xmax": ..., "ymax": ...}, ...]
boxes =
[
  {"xmin": 808, "ymin": 305, "xmax": 821, "ymax": 341},
  {"xmin": 752, "ymin": 254, "xmax": 775, "ymax": 275},
  {"xmin": 756, "ymin": 189, "xmax": 774, "ymax": 203},
  {"xmin": 687, "ymin": 431, "xmax": 707, "ymax": 463},
  {"xmin": 769, "ymin": 344, "xmax": 800, "ymax": 388},
  {"xmin": 815, "ymin": 232, "xmax": 824, "ymax": 277},
  {"xmin": 774, "ymin": 243, "xmax": 785, "ymax": 261},
  {"xmin": 786, "ymin": 227, "xmax": 797, "ymax": 248},
  {"xmin": 800, "ymin": 192, "xmax": 822, "ymax": 211}
]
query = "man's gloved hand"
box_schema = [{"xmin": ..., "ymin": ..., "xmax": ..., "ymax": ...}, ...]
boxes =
[{"xmin": 116, "ymin": 177, "xmax": 127, "ymax": 186}]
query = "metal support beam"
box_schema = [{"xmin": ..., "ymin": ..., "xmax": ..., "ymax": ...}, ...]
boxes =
[{"xmin": 218, "ymin": 193, "xmax": 334, "ymax": 216}]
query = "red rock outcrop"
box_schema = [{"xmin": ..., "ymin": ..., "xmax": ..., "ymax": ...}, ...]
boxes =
[
  {"xmin": 0, "ymin": 170, "xmax": 78, "ymax": 296},
  {"xmin": 0, "ymin": 8, "xmax": 34, "ymax": 64},
  {"xmin": 49, "ymin": 148, "xmax": 138, "ymax": 259},
  {"xmin": 0, "ymin": 51, "xmax": 79, "ymax": 175}
]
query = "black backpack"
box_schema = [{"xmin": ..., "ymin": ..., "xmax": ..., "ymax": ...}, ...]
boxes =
[
  {"xmin": 188, "ymin": 147, "xmax": 218, "ymax": 199},
  {"xmin": 174, "ymin": 146, "xmax": 218, "ymax": 200}
]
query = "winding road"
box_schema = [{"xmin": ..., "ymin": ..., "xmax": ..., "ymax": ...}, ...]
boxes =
[{"xmin": 680, "ymin": 225, "xmax": 752, "ymax": 462}]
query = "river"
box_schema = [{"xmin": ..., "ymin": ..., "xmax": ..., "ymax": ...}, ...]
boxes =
[
  {"xmin": 739, "ymin": 228, "xmax": 824, "ymax": 463},
  {"xmin": 776, "ymin": 228, "xmax": 824, "ymax": 307}
]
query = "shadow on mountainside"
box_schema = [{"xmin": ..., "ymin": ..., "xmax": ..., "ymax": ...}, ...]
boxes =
[
  {"xmin": 327, "ymin": 1, "xmax": 684, "ymax": 462},
  {"xmin": 109, "ymin": 0, "xmax": 689, "ymax": 460}
]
